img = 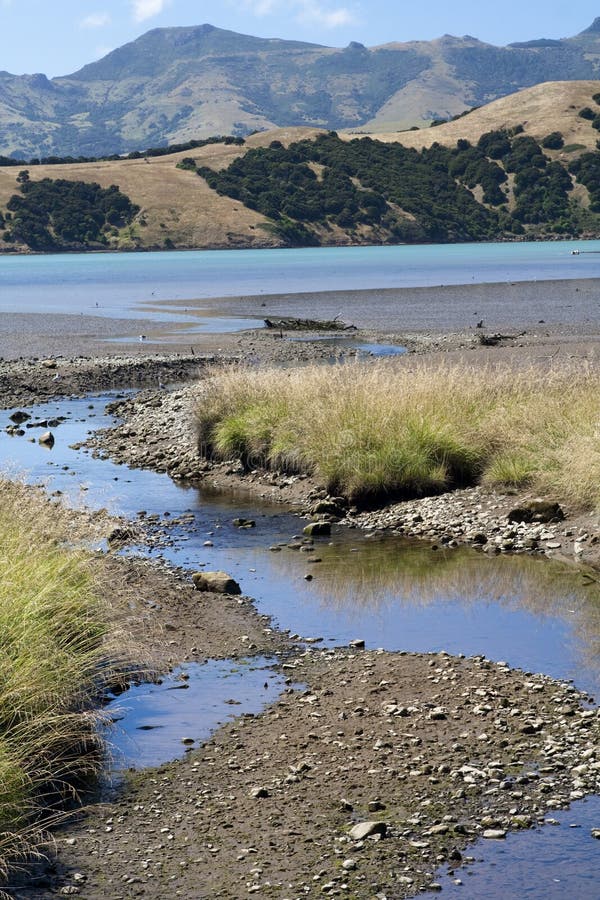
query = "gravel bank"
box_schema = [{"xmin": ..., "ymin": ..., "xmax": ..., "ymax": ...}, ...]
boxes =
[{"xmin": 1, "ymin": 324, "xmax": 599, "ymax": 896}]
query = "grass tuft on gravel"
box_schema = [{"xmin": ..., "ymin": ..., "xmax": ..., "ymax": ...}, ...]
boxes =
[
  {"xmin": 0, "ymin": 481, "xmax": 112, "ymax": 883},
  {"xmin": 194, "ymin": 360, "xmax": 600, "ymax": 508}
]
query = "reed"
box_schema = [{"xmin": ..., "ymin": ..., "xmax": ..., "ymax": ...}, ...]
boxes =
[{"xmin": 194, "ymin": 359, "xmax": 600, "ymax": 508}]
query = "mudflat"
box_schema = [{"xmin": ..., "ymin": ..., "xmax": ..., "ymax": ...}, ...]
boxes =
[{"xmin": 1, "ymin": 276, "xmax": 600, "ymax": 361}]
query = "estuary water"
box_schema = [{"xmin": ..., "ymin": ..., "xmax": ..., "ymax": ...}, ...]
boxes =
[
  {"xmin": 2, "ymin": 241, "xmax": 600, "ymax": 896},
  {"xmin": 1, "ymin": 239, "xmax": 600, "ymax": 320},
  {"xmin": 1, "ymin": 392, "xmax": 599, "ymax": 897}
]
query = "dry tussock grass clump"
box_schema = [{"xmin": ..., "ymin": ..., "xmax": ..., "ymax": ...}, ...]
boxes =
[
  {"xmin": 194, "ymin": 359, "xmax": 600, "ymax": 508},
  {"xmin": 0, "ymin": 480, "xmax": 127, "ymax": 884}
]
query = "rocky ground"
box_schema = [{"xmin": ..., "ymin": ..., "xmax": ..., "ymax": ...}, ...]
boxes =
[
  {"xmin": 1, "ymin": 331, "xmax": 600, "ymax": 899},
  {"xmin": 10, "ymin": 650, "xmax": 599, "ymax": 899}
]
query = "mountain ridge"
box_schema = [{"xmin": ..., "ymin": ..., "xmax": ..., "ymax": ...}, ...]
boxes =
[{"xmin": 2, "ymin": 21, "xmax": 600, "ymax": 157}]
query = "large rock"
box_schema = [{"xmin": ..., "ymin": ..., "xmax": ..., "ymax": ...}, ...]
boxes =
[
  {"xmin": 507, "ymin": 500, "xmax": 564, "ymax": 524},
  {"xmin": 303, "ymin": 521, "xmax": 331, "ymax": 537},
  {"xmin": 9, "ymin": 410, "xmax": 30, "ymax": 424},
  {"xmin": 38, "ymin": 431, "xmax": 55, "ymax": 447},
  {"xmin": 311, "ymin": 499, "xmax": 346, "ymax": 518},
  {"xmin": 192, "ymin": 571, "xmax": 241, "ymax": 595}
]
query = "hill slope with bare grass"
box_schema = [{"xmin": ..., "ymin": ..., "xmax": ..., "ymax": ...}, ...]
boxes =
[
  {"xmin": 362, "ymin": 81, "xmax": 600, "ymax": 150},
  {"xmin": 0, "ymin": 129, "xmax": 320, "ymax": 251},
  {"xmin": 4, "ymin": 85, "xmax": 600, "ymax": 251}
]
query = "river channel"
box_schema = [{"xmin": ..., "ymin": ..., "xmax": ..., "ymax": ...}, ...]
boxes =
[{"xmin": 1, "ymin": 390, "xmax": 599, "ymax": 897}]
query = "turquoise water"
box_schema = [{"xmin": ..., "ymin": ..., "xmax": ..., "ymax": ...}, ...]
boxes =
[{"xmin": 1, "ymin": 240, "xmax": 600, "ymax": 318}]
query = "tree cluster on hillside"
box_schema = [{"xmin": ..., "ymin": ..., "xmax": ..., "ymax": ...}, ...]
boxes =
[
  {"xmin": 195, "ymin": 129, "xmax": 597, "ymax": 245},
  {"xmin": 0, "ymin": 177, "xmax": 139, "ymax": 250}
]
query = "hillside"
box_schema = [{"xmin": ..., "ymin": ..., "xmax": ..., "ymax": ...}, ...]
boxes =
[
  {"xmin": 3, "ymin": 20, "xmax": 600, "ymax": 157},
  {"xmin": 0, "ymin": 129, "xmax": 319, "ymax": 251},
  {"xmin": 3, "ymin": 83, "xmax": 600, "ymax": 252},
  {"xmin": 365, "ymin": 81, "xmax": 600, "ymax": 149}
]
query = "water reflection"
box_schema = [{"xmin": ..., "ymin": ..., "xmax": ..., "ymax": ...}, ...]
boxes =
[
  {"xmin": 103, "ymin": 657, "xmax": 286, "ymax": 771},
  {"xmin": 211, "ymin": 531, "xmax": 600, "ymax": 695},
  {"xmin": 430, "ymin": 795, "xmax": 600, "ymax": 899},
  {"xmin": 1, "ymin": 395, "xmax": 599, "ymax": 694}
]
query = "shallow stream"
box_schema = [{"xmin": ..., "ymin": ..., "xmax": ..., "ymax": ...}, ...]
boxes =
[{"xmin": 1, "ymin": 393, "xmax": 599, "ymax": 896}]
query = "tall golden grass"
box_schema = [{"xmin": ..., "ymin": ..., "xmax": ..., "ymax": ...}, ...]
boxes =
[
  {"xmin": 194, "ymin": 360, "xmax": 600, "ymax": 508},
  {"xmin": 0, "ymin": 482, "xmax": 114, "ymax": 883}
]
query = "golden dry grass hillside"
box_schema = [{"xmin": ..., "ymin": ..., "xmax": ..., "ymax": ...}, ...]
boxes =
[
  {"xmin": 358, "ymin": 81, "xmax": 600, "ymax": 151},
  {"xmin": 0, "ymin": 127, "xmax": 322, "ymax": 251},
  {"xmin": 3, "ymin": 82, "xmax": 600, "ymax": 252}
]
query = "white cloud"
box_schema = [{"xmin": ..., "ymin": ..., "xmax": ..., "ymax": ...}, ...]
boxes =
[
  {"xmin": 238, "ymin": 0, "xmax": 357, "ymax": 29},
  {"xmin": 81, "ymin": 12, "xmax": 111, "ymax": 29},
  {"xmin": 240, "ymin": 0, "xmax": 278, "ymax": 14},
  {"xmin": 297, "ymin": 1, "xmax": 356, "ymax": 28},
  {"xmin": 131, "ymin": 0, "xmax": 168, "ymax": 23}
]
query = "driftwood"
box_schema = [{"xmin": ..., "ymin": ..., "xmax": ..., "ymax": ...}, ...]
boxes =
[
  {"xmin": 478, "ymin": 331, "xmax": 526, "ymax": 346},
  {"xmin": 264, "ymin": 316, "xmax": 356, "ymax": 332}
]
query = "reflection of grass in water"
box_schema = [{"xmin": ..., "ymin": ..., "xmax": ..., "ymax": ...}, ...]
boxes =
[{"xmin": 273, "ymin": 537, "xmax": 600, "ymax": 671}]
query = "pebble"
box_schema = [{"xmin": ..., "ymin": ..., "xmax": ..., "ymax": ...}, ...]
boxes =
[
  {"xmin": 348, "ymin": 486, "xmax": 579, "ymax": 560},
  {"xmin": 349, "ymin": 821, "xmax": 387, "ymax": 841},
  {"xmin": 250, "ymin": 787, "xmax": 269, "ymax": 799}
]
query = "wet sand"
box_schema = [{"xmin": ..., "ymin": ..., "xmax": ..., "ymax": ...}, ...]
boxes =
[{"xmin": 162, "ymin": 277, "xmax": 600, "ymax": 333}]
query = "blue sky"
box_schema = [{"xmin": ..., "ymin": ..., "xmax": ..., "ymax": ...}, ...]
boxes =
[{"xmin": 1, "ymin": 1, "xmax": 599, "ymax": 77}]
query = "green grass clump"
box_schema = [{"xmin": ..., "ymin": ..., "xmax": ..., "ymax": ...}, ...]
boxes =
[
  {"xmin": 194, "ymin": 360, "xmax": 600, "ymax": 508},
  {"xmin": 0, "ymin": 482, "xmax": 110, "ymax": 881}
]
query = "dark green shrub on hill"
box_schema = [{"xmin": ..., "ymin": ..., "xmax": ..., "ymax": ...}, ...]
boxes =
[
  {"xmin": 542, "ymin": 132, "xmax": 564, "ymax": 150},
  {"xmin": 579, "ymin": 107, "xmax": 595, "ymax": 120},
  {"xmin": 4, "ymin": 179, "xmax": 139, "ymax": 250},
  {"xmin": 196, "ymin": 129, "xmax": 600, "ymax": 245},
  {"xmin": 569, "ymin": 152, "xmax": 600, "ymax": 211},
  {"xmin": 448, "ymin": 145, "xmax": 507, "ymax": 205},
  {"xmin": 199, "ymin": 133, "xmax": 501, "ymax": 244},
  {"xmin": 477, "ymin": 129, "xmax": 511, "ymax": 160},
  {"xmin": 504, "ymin": 136, "xmax": 546, "ymax": 172},
  {"xmin": 176, "ymin": 157, "xmax": 197, "ymax": 171},
  {"xmin": 513, "ymin": 160, "xmax": 573, "ymax": 224}
]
